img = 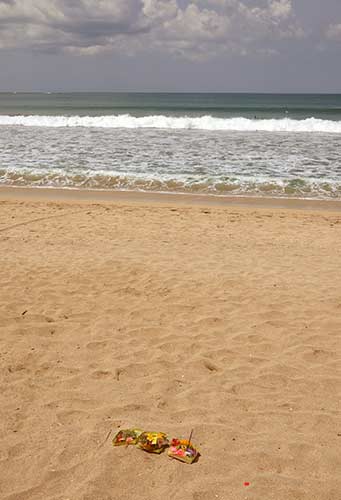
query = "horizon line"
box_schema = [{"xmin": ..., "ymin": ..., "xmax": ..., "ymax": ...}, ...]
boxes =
[{"xmin": 1, "ymin": 90, "xmax": 341, "ymax": 95}]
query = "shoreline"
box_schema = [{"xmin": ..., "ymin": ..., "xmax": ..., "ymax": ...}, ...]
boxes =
[{"xmin": 2, "ymin": 185, "xmax": 341, "ymax": 212}]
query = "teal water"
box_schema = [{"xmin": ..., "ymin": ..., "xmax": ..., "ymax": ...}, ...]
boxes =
[
  {"xmin": 1, "ymin": 92, "xmax": 341, "ymax": 119},
  {"xmin": 1, "ymin": 93, "xmax": 341, "ymax": 199}
]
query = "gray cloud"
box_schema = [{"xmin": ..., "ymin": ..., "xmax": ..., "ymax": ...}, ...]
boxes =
[
  {"xmin": 1, "ymin": 0, "xmax": 340, "ymax": 67},
  {"xmin": 0, "ymin": 0, "xmax": 307, "ymax": 58},
  {"xmin": 0, "ymin": 0, "xmax": 148, "ymax": 52}
]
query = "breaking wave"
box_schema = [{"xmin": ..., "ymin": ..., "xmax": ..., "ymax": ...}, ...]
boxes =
[
  {"xmin": 2, "ymin": 167, "xmax": 341, "ymax": 199},
  {"xmin": 1, "ymin": 114, "xmax": 341, "ymax": 133}
]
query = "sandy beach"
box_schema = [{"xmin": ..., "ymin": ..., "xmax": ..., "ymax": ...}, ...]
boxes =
[{"xmin": 1, "ymin": 187, "xmax": 341, "ymax": 500}]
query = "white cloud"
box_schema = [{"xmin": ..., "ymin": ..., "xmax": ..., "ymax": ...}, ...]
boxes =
[
  {"xmin": 0, "ymin": 0, "xmax": 305, "ymax": 58},
  {"xmin": 269, "ymin": 0, "xmax": 292, "ymax": 20},
  {"xmin": 326, "ymin": 23, "xmax": 341, "ymax": 41},
  {"xmin": 143, "ymin": 0, "xmax": 178, "ymax": 23},
  {"xmin": 163, "ymin": 4, "xmax": 232, "ymax": 42}
]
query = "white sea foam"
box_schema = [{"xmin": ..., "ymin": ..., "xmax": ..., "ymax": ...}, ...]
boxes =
[{"xmin": 1, "ymin": 114, "xmax": 341, "ymax": 133}]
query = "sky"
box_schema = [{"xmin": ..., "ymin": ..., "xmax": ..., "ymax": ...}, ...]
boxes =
[{"xmin": 1, "ymin": 0, "xmax": 341, "ymax": 92}]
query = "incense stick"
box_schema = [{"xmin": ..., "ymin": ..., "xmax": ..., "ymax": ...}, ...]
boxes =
[{"xmin": 187, "ymin": 429, "xmax": 193, "ymax": 448}]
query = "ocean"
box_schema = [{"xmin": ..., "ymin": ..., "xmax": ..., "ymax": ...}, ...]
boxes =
[{"xmin": 1, "ymin": 92, "xmax": 341, "ymax": 199}]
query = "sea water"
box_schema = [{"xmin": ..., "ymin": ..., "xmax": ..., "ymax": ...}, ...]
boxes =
[{"xmin": 1, "ymin": 92, "xmax": 341, "ymax": 199}]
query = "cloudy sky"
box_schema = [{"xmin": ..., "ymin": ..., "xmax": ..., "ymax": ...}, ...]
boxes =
[{"xmin": 1, "ymin": 0, "xmax": 341, "ymax": 92}]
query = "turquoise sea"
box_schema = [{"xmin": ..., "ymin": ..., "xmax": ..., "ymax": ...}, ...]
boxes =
[{"xmin": 1, "ymin": 92, "xmax": 341, "ymax": 198}]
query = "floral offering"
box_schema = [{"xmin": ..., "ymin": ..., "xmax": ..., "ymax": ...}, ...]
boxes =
[
  {"xmin": 112, "ymin": 428, "xmax": 143, "ymax": 446},
  {"xmin": 168, "ymin": 438, "xmax": 199, "ymax": 464},
  {"xmin": 137, "ymin": 431, "xmax": 169, "ymax": 454}
]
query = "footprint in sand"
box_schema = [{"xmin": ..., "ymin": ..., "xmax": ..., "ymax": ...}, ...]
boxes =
[
  {"xmin": 57, "ymin": 409, "xmax": 89, "ymax": 425},
  {"xmin": 192, "ymin": 492, "xmax": 215, "ymax": 500},
  {"xmin": 86, "ymin": 341, "xmax": 108, "ymax": 351},
  {"xmin": 6, "ymin": 443, "xmax": 25, "ymax": 460},
  {"xmin": 91, "ymin": 370, "xmax": 112, "ymax": 379},
  {"xmin": 303, "ymin": 348, "xmax": 335, "ymax": 363}
]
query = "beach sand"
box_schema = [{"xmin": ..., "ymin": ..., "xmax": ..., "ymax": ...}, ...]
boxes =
[{"xmin": 1, "ymin": 188, "xmax": 341, "ymax": 500}]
